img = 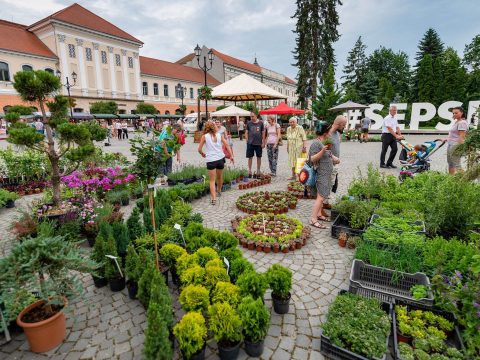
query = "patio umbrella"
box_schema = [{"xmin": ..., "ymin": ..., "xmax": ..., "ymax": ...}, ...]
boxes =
[
  {"xmin": 328, "ymin": 100, "xmax": 369, "ymax": 130},
  {"xmin": 259, "ymin": 102, "xmax": 304, "ymax": 115}
]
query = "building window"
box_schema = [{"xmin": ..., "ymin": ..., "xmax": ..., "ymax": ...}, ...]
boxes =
[
  {"xmin": 163, "ymin": 84, "xmax": 169, "ymax": 97},
  {"xmin": 85, "ymin": 47, "xmax": 92, "ymax": 61},
  {"xmin": 45, "ymin": 68, "xmax": 54, "ymax": 74},
  {"xmin": 142, "ymin": 82, "xmax": 148, "ymax": 96},
  {"xmin": 22, "ymin": 65, "xmax": 33, "ymax": 71},
  {"xmin": 153, "ymin": 83, "xmax": 159, "ymax": 96},
  {"xmin": 115, "ymin": 54, "xmax": 121, "ymax": 66},
  {"xmin": 0, "ymin": 62, "xmax": 10, "ymax": 81},
  {"xmin": 101, "ymin": 51, "xmax": 107, "ymax": 64},
  {"xmin": 128, "ymin": 57, "xmax": 133, "ymax": 68},
  {"xmin": 190, "ymin": 87, "xmax": 194, "ymax": 99},
  {"xmin": 68, "ymin": 44, "xmax": 76, "ymax": 58}
]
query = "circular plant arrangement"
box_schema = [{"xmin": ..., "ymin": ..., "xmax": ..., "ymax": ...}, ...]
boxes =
[
  {"xmin": 236, "ymin": 191, "xmax": 298, "ymax": 214},
  {"xmin": 287, "ymin": 181, "xmax": 316, "ymax": 199},
  {"xmin": 231, "ymin": 214, "xmax": 310, "ymax": 254}
]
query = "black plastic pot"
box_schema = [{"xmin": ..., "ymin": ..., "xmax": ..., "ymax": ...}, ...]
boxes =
[
  {"xmin": 218, "ymin": 341, "xmax": 241, "ymax": 360},
  {"xmin": 5, "ymin": 199, "xmax": 15, "ymax": 208},
  {"xmin": 272, "ymin": 292, "xmax": 291, "ymax": 314},
  {"xmin": 244, "ymin": 339, "xmax": 264, "ymax": 357},
  {"xmin": 109, "ymin": 276, "xmax": 126, "ymax": 292},
  {"xmin": 182, "ymin": 344, "xmax": 206, "ymax": 360},
  {"xmin": 121, "ymin": 198, "xmax": 130, "ymax": 206},
  {"xmin": 161, "ymin": 267, "xmax": 169, "ymax": 285},
  {"xmin": 92, "ymin": 275, "xmax": 108, "ymax": 288},
  {"xmin": 127, "ymin": 280, "xmax": 138, "ymax": 299}
]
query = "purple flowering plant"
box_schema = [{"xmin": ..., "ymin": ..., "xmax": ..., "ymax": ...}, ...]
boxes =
[{"xmin": 431, "ymin": 257, "xmax": 480, "ymax": 357}]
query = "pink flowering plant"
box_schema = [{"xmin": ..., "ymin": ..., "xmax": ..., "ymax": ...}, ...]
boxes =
[{"xmin": 61, "ymin": 167, "xmax": 136, "ymax": 199}]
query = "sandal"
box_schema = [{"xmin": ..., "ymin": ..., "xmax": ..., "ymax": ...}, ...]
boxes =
[
  {"xmin": 211, "ymin": 199, "xmax": 216, "ymax": 205},
  {"xmin": 309, "ymin": 220, "xmax": 327, "ymax": 229},
  {"xmin": 318, "ymin": 215, "xmax": 331, "ymax": 222}
]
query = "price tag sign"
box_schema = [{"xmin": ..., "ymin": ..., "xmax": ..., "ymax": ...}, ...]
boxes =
[{"xmin": 223, "ymin": 257, "xmax": 230, "ymax": 275}]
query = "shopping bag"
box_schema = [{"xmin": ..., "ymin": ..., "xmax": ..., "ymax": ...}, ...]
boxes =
[
  {"xmin": 299, "ymin": 161, "xmax": 316, "ymax": 187},
  {"xmin": 294, "ymin": 152, "xmax": 308, "ymax": 174},
  {"xmin": 222, "ymin": 144, "xmax": 232, "ymax": 159}
]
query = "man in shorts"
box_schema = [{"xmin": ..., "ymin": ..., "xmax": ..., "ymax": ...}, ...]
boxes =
[
  {"xmin": 360, "ymin": 115, "xmax": 371, "ymax": 143},
  {"xmin": 245, "ymin": 112, "xmax": 265, "ymax": 177}
]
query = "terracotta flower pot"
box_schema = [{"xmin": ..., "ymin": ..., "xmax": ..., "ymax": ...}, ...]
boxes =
[
  {"xmin": 264, "ymin": 245, "xmax": 271, "ymax": 253},
  {"xmin": 281, "ymin": 247, "xmax": 289, "ymax": 253},
  {"xmin": 247, "ymin": 242, "xmax": 255, "ymax": 250},
  {"xmin": 295, "ymin": 242, "xmax": 302, "ymax": 249},
  {"xmin": 338, "ymin": 238, "xmax": 347, "ymax": 248},
  {"xmin": 397, "ymin": 331, "xmax": 412, "ymax": 344},
  {"xmin": 17, "ymin": 299, "xmax": 67, "ymax": 353},
  {"xmin": 256, "ymin": 244, "xmax": 263, "ymax": 252}
]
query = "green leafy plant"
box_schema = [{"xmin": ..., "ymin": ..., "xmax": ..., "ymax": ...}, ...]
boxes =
[
  {"xmin": 103, "ymin": 234, "xmax": 120, "ymax": 280},
  {"xmin": 236, "ymin": 271, "xmax": 268, "ymax": 300},
  {"xmin": 148, "ymin": 268, "xmax": 173, "ymax": 330},
  {"xmin": 159, "ymin": 244, "xmax": 187, "ymax": 269},
  {"xmin": 229, "ymin": 257, "xmax": 254, "ymax": 283},
  {"xmin": 137, "ymin": 264, "xmax": 156, "ymax": 308},
  {"xmin": 204, "ymin": 266, "xmax": 230, "ymax": 290},
  {"xmin": 111, "ymin": 221, "xmax": 130, "ymax": 256},
  {"xmin": 322, "ymin": 292, "xmax": 390, "ymax": 359},
  {"xmin": 266, "ymin": 264, "xmax": 292, "ymax": 300},
  {"xmin": 205, "ymin": 258, "xmax": 224, "ymax": 270},
  {"xmin": 0, "ymin": 288, "xmax": 37, "ymax": 322},
  {"xmin": 179, "ymin": 284, "xmax": 210, "ymax": 312},
  {"xmin": 219, "ymin": 247, "xmax": 243, "ymax": 264},
  {"xmin": 173, "ymin": 312, "xmax": 207, "ymax": 359},
  {"xmin": 125, "ymin": 245, "xmax": 142, "ymax": 282},
  {"xmin": 126, "ymin": 207, "xmax": 144, "ymax": 241},
  {"xmin": 237, "ymin": 296, "xmax": 270, "ymax": 344},
  {"xmin": 195, "ymin": 247, "xmax": 218, "ymax": 267},
  {"xmin": 208, "ymin": 302, "xmax": 243, "ymax": 347},
  {"xmin": 143, "ymin": 303, "xmax": 172, "ymax": 360},
  {"xmin": 411, "ymin": 285, "xmax": 428, "ymax": 300},
  {"xmin": 211, "ymin": 282, "xmax": 241, "ymax": 308},
  {"xmin": 180, "ymin": 265, "xmax": 205, "ymax": 287}
]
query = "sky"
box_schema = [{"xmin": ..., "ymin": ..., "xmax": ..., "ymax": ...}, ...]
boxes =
[{"xmin": 1, "ymin": 0, "xmax": 479, "ymax": 81}]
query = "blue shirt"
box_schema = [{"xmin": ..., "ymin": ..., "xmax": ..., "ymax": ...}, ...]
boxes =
[{"xmin": 157, "ymin": 129, "xmax": 174, "ymax": 153}]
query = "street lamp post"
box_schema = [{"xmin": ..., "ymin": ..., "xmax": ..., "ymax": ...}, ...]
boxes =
[
  {"xmin": 194, "ymin": 44, "xmax": 214, "ymax": 121},
  {"xmin": 176, "ymin": 82, "xmax": 187, "ymax": 114},
  {"xmin": 56, "ymin": 70, "xmax": 77, "ymax": 118}
]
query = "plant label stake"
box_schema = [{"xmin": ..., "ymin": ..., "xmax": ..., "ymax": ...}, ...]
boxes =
[
  {"xmin": 105, "ymin": 255, "xmax": 124, "ymax": 278},
  {"xmin": 174, "ymin": 223, "xmax": 187, "ymax": 248},
  {"xmin": 148, "ymin": 183, "xmax": 161, "ymax": 269},
  {"xmin": 223, "ymin": 257, "xmax": 230, "ymax": 275},
  {"xmin": 262, "ymin": 213, "xmax": 266, "ymax": 235}
]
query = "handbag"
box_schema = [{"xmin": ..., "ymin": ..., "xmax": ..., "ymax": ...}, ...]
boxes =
[
  {"xmin": 299, "ymin": 158, "xmax": 316, "ymax": 187},
  {"xmin": 294, "ymin": 152, "xmax": 308, "ymax": 174},
  {"xmin": 222, "ymin": 144, "xmax": 231, "ymax": 159}
]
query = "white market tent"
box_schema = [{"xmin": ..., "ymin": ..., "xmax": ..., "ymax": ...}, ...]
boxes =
[
  {"xmin": 211, "ymin": 105, "xmax": 251, "ymax": 118},
  {"xmin": 211, "ymin": 73, "xmax": 286, "ymax": 102}
]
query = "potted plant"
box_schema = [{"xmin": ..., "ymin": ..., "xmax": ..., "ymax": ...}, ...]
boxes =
[
  {"xmin": 125, "ymin": 245, "xmax": 142, "ymax": 299},
  {"xmin": 106, "ymin": 190, "xmax": 122, "ymax": 206},
  {"xmin": 104, "ymin": 235, "xmax": 125, "ymax": 292},
  {"xmin": 263, "ymin": 243, "xmax": 272, "ymax": 253},
  {"xmin": 281, "ymin": 244, "xmax": 289, "ymax": 253},
  {"xmin": 119, "ymin": 190, "xmax": 130, "ymax": 206},
  {"xmin": 174, "ymin": 312, "xmax": 208, "ymax": 360},
  {"xmin": 90, "ymin": 234, "xmax": 108, "ymax": 288},
  {"xmin": 238, "ymin": 296, "xmax": 270, "ymax": 357},
  {"xmin": 179, "ymin": 285, "xmax": 210, "ymax": 313},
  {"xmin": 208, "ymin": 302, "xmax": 243, "ymax": 360},
  {"xmin": 0, "ymin": 235, "xmax": 96, "ymax": 352},
  {"xmin": 255, "ymin": 241, "xmax": 264, "ymax": 252},
  {"xmin": 338, "ymin": 231, "xmax": 347, "ymax": 248},
  {"xmin": 266, "ymin": 264, "xmax": 292, "ymax": 314},
  {"xmin": 159, "ymin": 244, "xmax": 187, "ymax": 286},
  {"xmin": 237, "ymin": 271, "xmax": 268, "ymax": 301}
]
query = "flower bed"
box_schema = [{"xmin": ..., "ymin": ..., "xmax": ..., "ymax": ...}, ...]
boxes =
[
  {"xmin": 231, "ymin": 214, "xmax": 310, "ymax": 253},
  {"xmin": 238, "ymin": 174, "xmax": 272, "ymax": 190},
  {"xmin": 286, "ymin": 181, "xmax": 315, "ymax": 199},
  {"xmin": 236, "ymin": 191, "xmax": 298, "ymax": 214}
]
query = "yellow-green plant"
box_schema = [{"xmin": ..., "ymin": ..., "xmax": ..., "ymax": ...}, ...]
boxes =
[
  {"xmin": 179, "ymin": 284, "xmax": 209, "ymax": 312},
  {"xmin": 211, "ymin": 282, "xmax": 241, "ymax": 308},
  {"xmin": 173, "ymin": 312, "xmax": 207, "ymax": 359}
]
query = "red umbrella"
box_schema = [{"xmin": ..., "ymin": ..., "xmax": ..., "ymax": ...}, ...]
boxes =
[{"xmin": 259, "ymin": 102, "xmax": 305, "ymax": 115}]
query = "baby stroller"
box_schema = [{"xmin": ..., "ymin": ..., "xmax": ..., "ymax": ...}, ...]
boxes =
[{"xmin": 397, "ymin": 139, "xmax": 445, "ymax": 180}]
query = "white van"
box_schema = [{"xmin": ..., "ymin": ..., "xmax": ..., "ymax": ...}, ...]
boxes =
[{"xmin": 183, "ymin": 113, "xmax": 207, "ymax": 133}]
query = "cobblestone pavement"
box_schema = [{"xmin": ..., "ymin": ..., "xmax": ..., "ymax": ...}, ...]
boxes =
[{"xmin": 0, "ymin": 134, "xmax": 449, "ymax": 359}]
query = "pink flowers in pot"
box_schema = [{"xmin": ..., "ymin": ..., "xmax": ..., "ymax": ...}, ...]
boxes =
[{"xmin": 61, "ymin": 167, "xmax": 136, "ymax": 196}]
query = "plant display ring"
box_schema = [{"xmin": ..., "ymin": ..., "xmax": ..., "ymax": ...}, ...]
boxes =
[
  {"xmin": 235, "ymin": 191, "xmax": 298, "ymax": 214},
  {"xmin": 231, "ymin": 214, "xmax": 310, "ymax": 254}
]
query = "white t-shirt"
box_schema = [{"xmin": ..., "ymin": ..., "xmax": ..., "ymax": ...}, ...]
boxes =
[
  {"xmin": 114, "ymin": 122, "xmax": 121, "ymax": 129},
  {"xmin": 382, "ymin": 115, "xmax": 398, "ymax": 134},
  {"xmin": 204, "ymin": 133, "xmax": 225, "ymax": 163}
]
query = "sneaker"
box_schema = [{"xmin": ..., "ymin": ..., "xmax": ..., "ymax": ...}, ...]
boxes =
[
  {"xmin": 387, "ymin": 164, "xmax": 397, "ymax": 169},
  {"xmin": 380, "ymin": 164, "xmax": 387, "ymax": 168}
]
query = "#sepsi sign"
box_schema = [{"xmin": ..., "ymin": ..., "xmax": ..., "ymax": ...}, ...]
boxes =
[{"xmin": 347, "ymin": 100, "xmax": 480, "ymax": 130}]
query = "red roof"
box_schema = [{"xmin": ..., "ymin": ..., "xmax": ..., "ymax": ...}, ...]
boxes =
[
  {"xmin": 284, "ymin": 76, "xmax": 296, "ymax": 85},
  {"xmin": 211, "ymin": 49, "xmax": 261, "ymax": 74},
  {"xmin": 0, "ymin": 20, "xmax": 57, "ymax": 58},
  {"xmin": 140, "ymin": 56, "xmax": 220, "ymax": 86},
  {"xmin": 176, "ymin": 53, "xmax": 195, "ymax": 65},
  {"xmin": 29, "ymin": 3, "xmax": 142, "ymax": 44},
  {"xmin": 259, "ymin": 102, "xmax": 304, "ymax": 115}
]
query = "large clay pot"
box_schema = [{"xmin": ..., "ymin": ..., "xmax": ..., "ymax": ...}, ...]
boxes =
[{"xmin": 17, "ymin": 299, "xmax": 67, "ymax": 353}]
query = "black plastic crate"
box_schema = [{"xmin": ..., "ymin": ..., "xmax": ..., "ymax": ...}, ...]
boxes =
[
  {"xmin": 392, "ymin": 301, "xmax": 464, "ymax": 360},
  {"xmin": 320, "ymin": 290, "xmax": 393, "ymax": 360},
  {"xmin": 331, "ymin": 215, "xmax": 365, "ymax": 239},
  {"xmin": 349, "ymin": 260, "xmax": 433, "ymax": 307},
  {"xmin": 369, "ymin": 214, "xmax": 426, "ymax": 235}
]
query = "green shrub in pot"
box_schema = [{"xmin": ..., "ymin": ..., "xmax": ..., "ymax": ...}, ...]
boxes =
[
  {"xmin": 180, "ymin": 265, "xmax": 205, "ymax": 287},
  {"xmin": 211, "ymin": 282, "xmax": 241, "ymax": 308},
  {"xmin": 229, "ymin": 258, "xmax": 254, "ymax": 283},
  {"xmin": 208, "ymin": 302, "xmax": 242, "ymax": 350},
  {"xmin": 236, "ymin": 271, "xmax": 268, "ymax": 300},
  {"xmin": 173, "ymin": 312, "xmax": 207, "ymax": 359},
  {"xmin": 266, "ymin": 264, "xmax": 292, "ymax": 300},
  {"xmin": 179, "ymin": 284, "xmax": 210, "ymax": 312},
  {"xmin": 195, "ymin": 247, "xmax": 218, "ymax": 266},
  {"xmin": 238, "ymin": 296, "xmax": 270, "ymax": 356},
  {"xmin": 159, "ymin": 243, "xmax": 187, "ymax": 270},
  {"xmin": 204, "ymin": 266, "xmax": 229, "ymax": 291}
]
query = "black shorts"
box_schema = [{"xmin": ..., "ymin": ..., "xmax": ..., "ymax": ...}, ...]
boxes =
[
  {"xmin": 206, "ymin": 158, "xmax": 225, "ymax": 170},
  {"xmin": 246, "ymin": 143, "xmax": 262, "ymax": 158},
  {"xmin": 361, "ymin": 128, "xmax": 369, "ymax": 133}
]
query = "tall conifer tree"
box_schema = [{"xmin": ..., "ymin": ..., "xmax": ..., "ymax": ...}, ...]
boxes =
[{"xmin": 342, "ymin": 36, "xmax": 367, "ymax": 93}]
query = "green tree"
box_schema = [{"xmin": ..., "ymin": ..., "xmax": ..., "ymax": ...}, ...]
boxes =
[
  {"xmin": 127, "ymin": 207, "xmax": 144, "ymax": 241},
  {"xmin": 292, "ymin": 0, "xmax": 342, "ymax": 108},
  {"xmin": 465, "ymin": 70, "xmax": 480, "ymax": 101},
  {"xmin": 440, "ymin": 48, "xmax": 468, "ymax": 103},
  {"xmin": 463, "ymin": 34, "xmax": 480, "ymax": 70},
  {"xmin": 90, "ymin": 100, "xmax": 118, "ymax": 114},
  {"xmin": 7, "ymin": 70, "xmax": 106, "ymax": 206},
  {"xmin": 136, "ymin": 103, "xmax": 158, "ymax": 115},
  {"xmin": 415, "ymin": 28, "xmax": 445, "ymax": 62},
  {"xmin": 312, "ymin": 64, "xmax": 341, "ymax": 124},
  {"xmin": 417, "ymin": 54, "xmax": 435, "ymax": 102},
  {"xmin": 376, "ymin": 77, "xmax": 395, "ymax": 107},
  {"xmin": 143, "ymin": 303, "xmax": 172, "ymax": 360},
  {"xmin": 342, "ymin": 36, "xmax": 367, "ymax": 94},
  {"xmin": 5, "ymin": 105, "xmax": 35, "ymax": 115},
  {"xmin": 357, "ymin": 70, "xmax": 379, "ymax": 105}
]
